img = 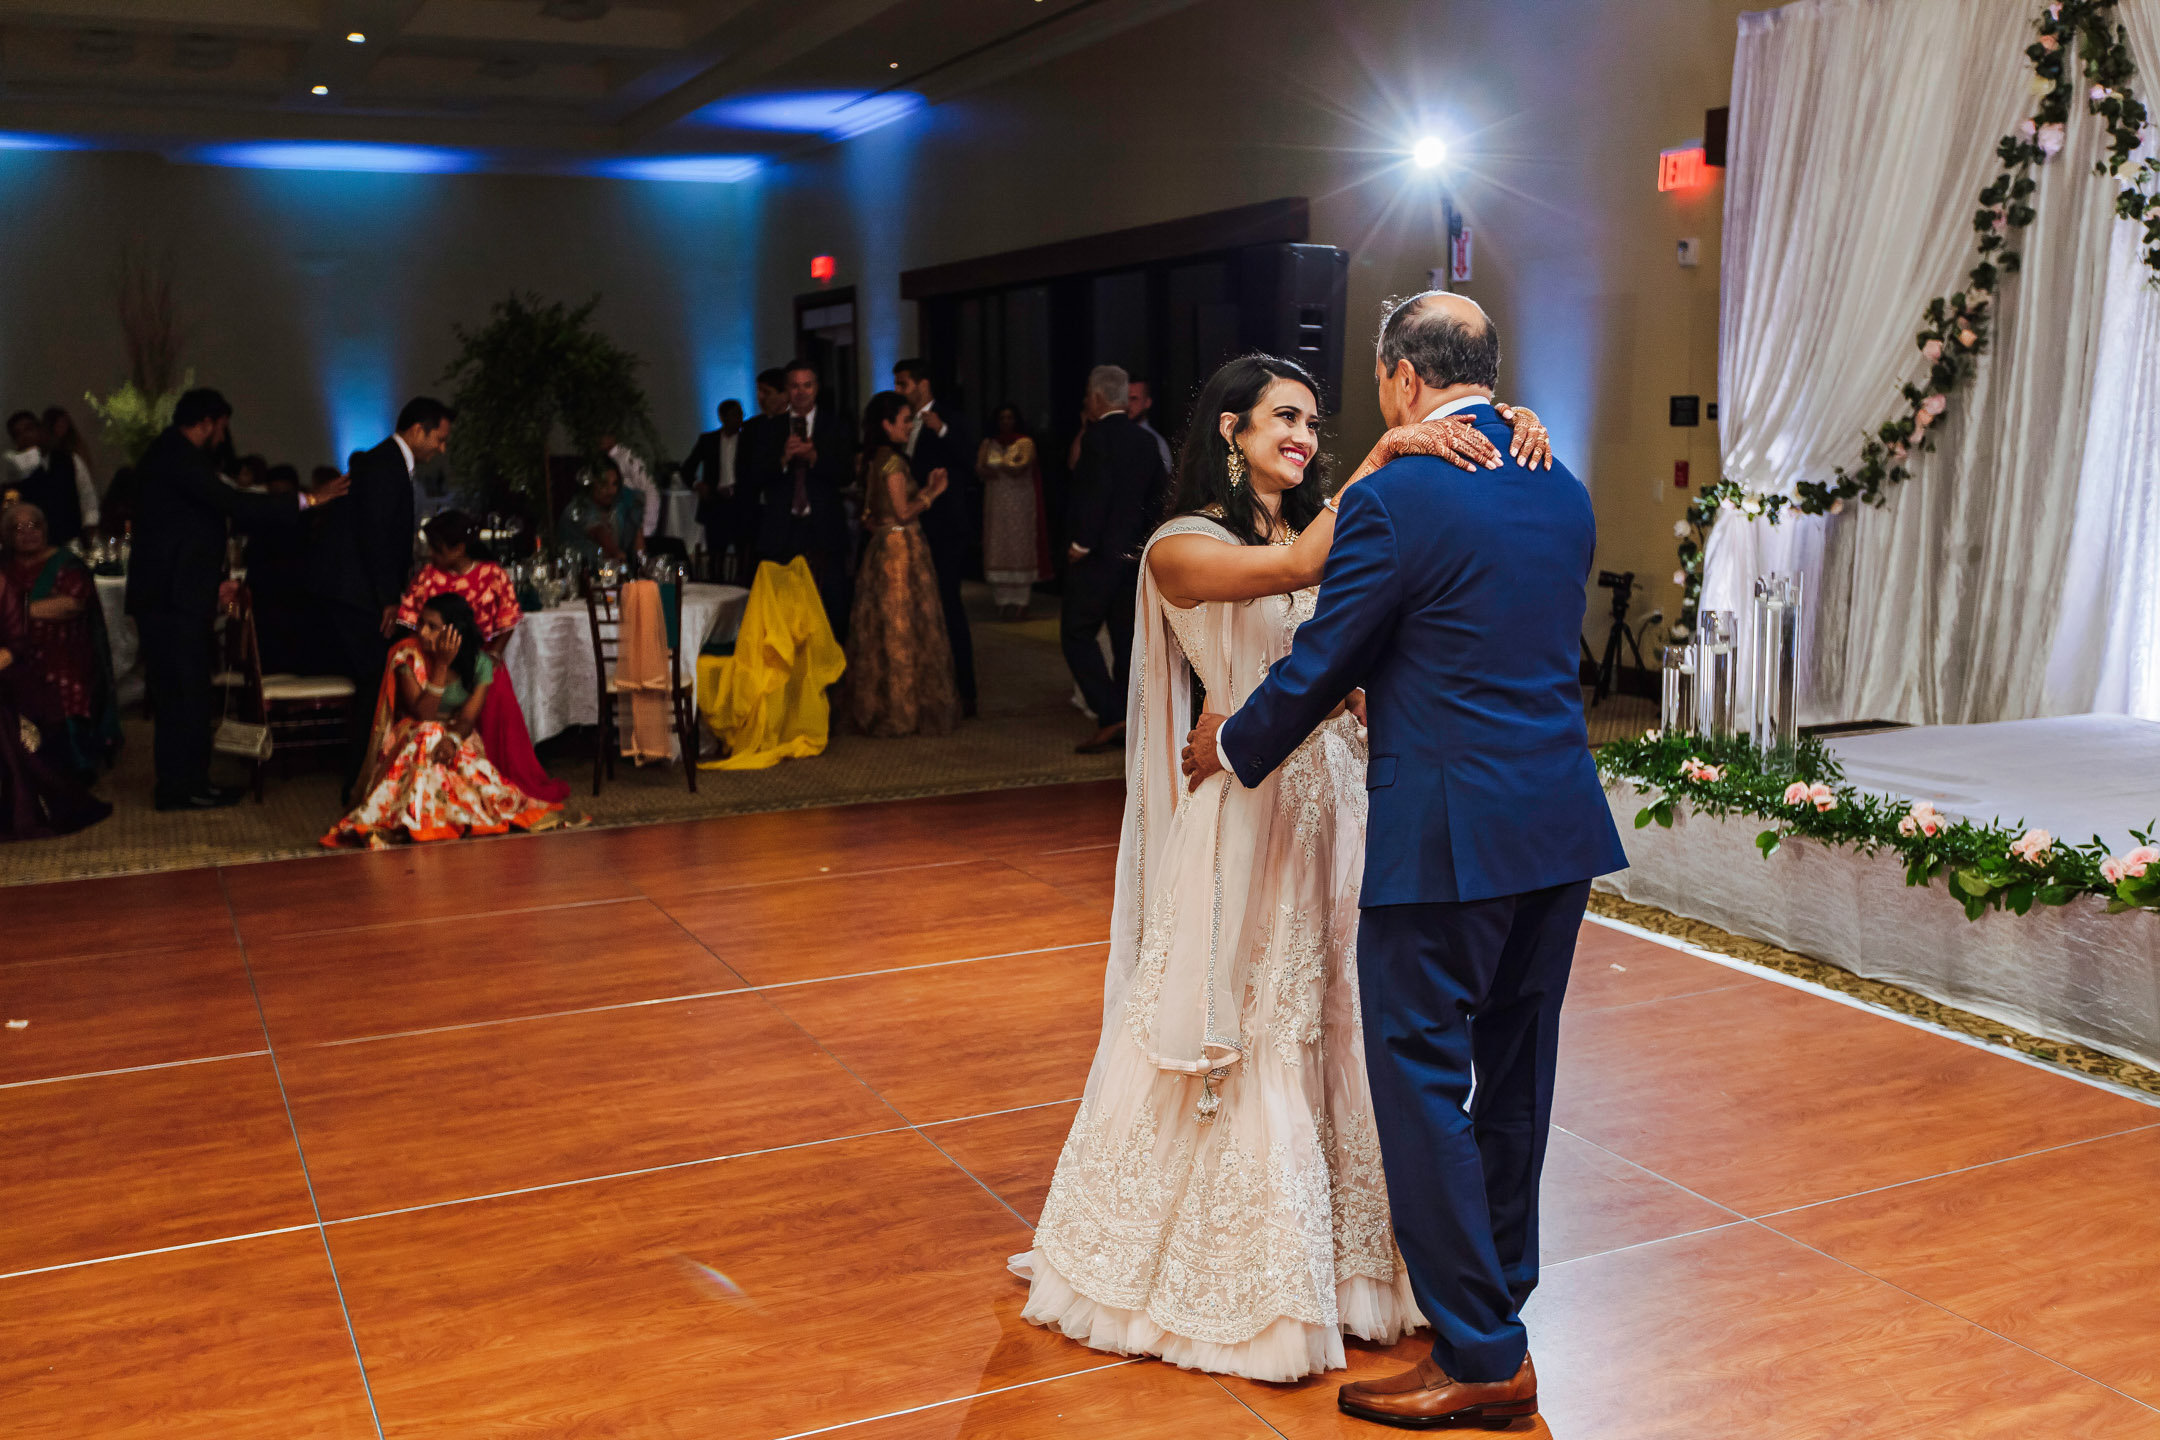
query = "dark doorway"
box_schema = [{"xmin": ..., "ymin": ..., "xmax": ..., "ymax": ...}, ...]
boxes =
[{"xmin": 793, "ymin": 287, "xmax": 859, "ymax": 427}]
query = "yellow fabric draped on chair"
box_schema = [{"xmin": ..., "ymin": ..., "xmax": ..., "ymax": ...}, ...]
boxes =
[{"xmin": 697, "ymin": 555, "xmax": 846, "ymax": 770}]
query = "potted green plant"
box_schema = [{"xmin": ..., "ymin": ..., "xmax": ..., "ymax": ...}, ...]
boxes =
[{"xmin": 440, "ymin": 292, "xmax": 660, "ymax": 518}]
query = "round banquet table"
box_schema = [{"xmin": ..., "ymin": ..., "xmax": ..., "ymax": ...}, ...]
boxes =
[
  {"xmin": 94, "ymin": 574, "xmax": 144, "ymax": 705},
  {"xmin": 501, "ymin": 582, "xmax": 748, "ymax": 745},
  {"xmin": 660, "ymin": 489, "xmax": 701, "ymax": 542}
]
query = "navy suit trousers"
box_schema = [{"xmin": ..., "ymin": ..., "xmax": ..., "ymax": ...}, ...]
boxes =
[{"xmin": 1357, "ymin": 880, "xmax": 1590, "ymax": 1382}]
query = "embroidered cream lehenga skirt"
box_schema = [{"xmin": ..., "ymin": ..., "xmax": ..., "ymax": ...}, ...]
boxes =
[{"xmin": 1012, "ymin": 523, "xmax": 1424, "ymax": 1382}]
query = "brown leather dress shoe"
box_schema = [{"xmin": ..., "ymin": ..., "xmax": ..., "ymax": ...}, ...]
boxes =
[{"xmin": 1337, "ymin": 1353, "xmax": 1536, "ymax": 1429}]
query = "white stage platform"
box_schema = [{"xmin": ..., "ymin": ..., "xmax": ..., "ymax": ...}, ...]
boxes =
[{"xmin": 1602, "ymin": 716, "xmax": 2160, "ymax": 1074}]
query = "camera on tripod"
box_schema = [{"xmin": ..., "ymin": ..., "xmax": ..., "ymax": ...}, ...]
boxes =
[{"xmin": 1584, "ymin": 570, "xmax": 1649, "ymax": 705}]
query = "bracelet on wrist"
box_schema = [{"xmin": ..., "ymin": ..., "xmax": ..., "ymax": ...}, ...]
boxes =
[{"xmin": 423, "ymin": 681, "xmax": 446, "ymax": 695}]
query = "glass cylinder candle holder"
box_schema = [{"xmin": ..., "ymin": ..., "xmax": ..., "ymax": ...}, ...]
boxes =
[
  {"xmin": 1695, "ymin": 609, "xmax": 1739, "ymax": 742},
  {"xmin": 1660, "ymin": 642, "xmax": 1698, "ymax": 737},
  {"xmin": 1750, "ymin": 574, "xmax": 1803, "ymax": 762}
]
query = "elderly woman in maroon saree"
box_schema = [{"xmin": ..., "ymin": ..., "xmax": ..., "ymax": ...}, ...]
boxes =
[
  {"xmin": 0, "ymin": 560, "xmax": 110, "ymax": 840},
  {"xmin": 0, "ymin": 501, "xmax": 119, "ymax": 776}
]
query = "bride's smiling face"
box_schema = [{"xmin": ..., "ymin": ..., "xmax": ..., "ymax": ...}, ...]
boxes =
[{"xmin": 1220, "ymin": 378, "xmax": 1321, "ymax": 495}]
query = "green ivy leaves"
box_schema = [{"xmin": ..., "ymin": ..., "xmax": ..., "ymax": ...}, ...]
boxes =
[{"xmin": 1600, "ymin": 729, "xmax": 2148, "ymax": 924}]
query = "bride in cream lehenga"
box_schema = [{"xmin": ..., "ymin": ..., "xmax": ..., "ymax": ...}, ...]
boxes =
[{"xmin": 1011, "ymin": 353, "xmax": 1550, "ymax": 1381}]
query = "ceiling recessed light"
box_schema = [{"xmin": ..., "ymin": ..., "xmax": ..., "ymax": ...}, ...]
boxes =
[
  {"xmin": 346, "ymin": 31, "xmax": 365, "ymax": 43},
  {"xmin": 888, "ymin": 61, "xmax": 898, "ymax": 69},
  {"xmin": 310, "ymin": 84, "xmax": 329, "ymax": 95}
]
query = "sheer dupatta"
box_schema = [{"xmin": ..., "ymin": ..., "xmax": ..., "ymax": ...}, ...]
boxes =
[{"xmin": 1106, "ymin": 516, "xmax": 1275, "ymax": 1093}]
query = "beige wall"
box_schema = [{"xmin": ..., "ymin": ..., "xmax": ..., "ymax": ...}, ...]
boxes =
[{"xmin": 755, "ymin": 0, "xmax": 1753, "ymax": 637}]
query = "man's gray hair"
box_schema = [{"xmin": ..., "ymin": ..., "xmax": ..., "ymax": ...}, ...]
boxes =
[
  {"xmin": 1376, "ymin": 292, "xmax": 1500, "ymax": 391},
  {"xmin": 1087, "ymin": 364, "xmax": 1131, "ymax": 410}
]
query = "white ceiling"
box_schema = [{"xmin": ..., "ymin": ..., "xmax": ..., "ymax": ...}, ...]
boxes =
[{"xmin": 0, "ymin": 0, "xmax": 1197, "ymax": 158}]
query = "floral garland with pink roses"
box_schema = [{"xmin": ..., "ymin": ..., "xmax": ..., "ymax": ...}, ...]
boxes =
[
  {"xmin": 1601, "ymin": 730, "xmax": 2160, "ymax": 923},
  {"xmin": 1674, "ymin": 0, "xmax": 2160, "ymax": 634}
]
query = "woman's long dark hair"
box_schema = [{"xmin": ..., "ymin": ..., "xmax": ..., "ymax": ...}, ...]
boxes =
[
  {"xmin": 422, "ymin": 592, "xmax": 484, "ymax": 692},
  {"xmin": 1165, "ymin": 353, "xmax": 1332, "ymax": 546},
  {"xmin": 858, "ymin": 390, "xmax": 912, "ymax": 482}
]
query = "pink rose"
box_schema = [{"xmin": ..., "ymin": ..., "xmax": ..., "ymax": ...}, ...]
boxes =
[
  {"xmin": 1923, "ymin": 394, "xmax": 1949, "ymax": 417},
  {"xmin": 1784, "ymin": 782, "xmax": 1812, "ymax": 808},
  {"xmin": 1903, "ymin": 802, "xmax": 1944, "ymax": 838},
  {"xmin": 2039, "ymin": 33, "xmax": 2060, "ymax": 52},
  {"xmin": 2103, "ymin": 857, "xmax": 2126, "ymax": 885},
  {"xmin": 2125, "ymin": 845, "xmax": 2160, "ymax": 878},
  {"xmin": 1809, "ymin": 783, "xmax": 1838, "ymax": 812},
  {"xmin": 1922, "ymin": 339, "xmax": 1943, "ymax": 361},
  {"xmin": 2092, "ymin": 85, "xmax": 2111, "ymax": 103},
  {"xmin": 2019, "ymin": 118, "xmax": 2039, "ymax": 139},
  {"xmin": 2047, "ymin": 1, "xmax": 2061, "ymax": 16},
  {"xmin": 2038, "ymin": 123, "xmax": 2066, "ymax": 156},
  {"xmin": 1958, "ymin": 328, "xmax": 1979, "ymax": 347},
  {"xmin": 2009, "ymin": 828, "xmax": 2053, "ymax": 865},
  {"xmin": 1912, "ymin": 408, "xmax": 1934, "ymax": 431}
]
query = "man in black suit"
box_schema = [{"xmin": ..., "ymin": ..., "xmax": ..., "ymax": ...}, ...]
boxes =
[
  {"xmin": 1063, "ymin": 364, "xmax": 1166, "ymax": 755},
  {"xmin": 752, "ymin": 360, "xmax": 855, "ymax": 640},
  {"xmin": 126, "ymin": 388, "xmax": 349, "ymax": 810},
  {"xmin": 684, "ymin": 399, "xmax": 751, "ymax": 583},
  {"xmin": 893, "ymin": 358, "xmax": 978, "ymax": 718},
  {"xmin": 307, "ymin": 395, "xmax": 452, "ymax": 794}
]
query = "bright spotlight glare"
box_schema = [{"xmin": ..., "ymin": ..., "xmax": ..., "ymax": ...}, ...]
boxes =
[{"xmin": 1412, "ymin": 136, "xmax": 1447, "ymax": 170}]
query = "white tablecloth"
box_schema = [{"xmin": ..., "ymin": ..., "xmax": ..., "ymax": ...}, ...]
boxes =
[
  {"xmin": 95, "ymin": 575, "xmax": 142, "ymax": 705},
  {"xmin": 660, "ymin": 490, "xmax": 700, "ymax": 541},
  {"xmin": 501, "ymin": 583, "xmax": 747, "ymax": 744}
]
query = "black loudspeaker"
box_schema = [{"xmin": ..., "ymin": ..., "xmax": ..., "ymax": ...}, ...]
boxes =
[{"xmin": 1237, "ymin": 243, "xmax": 1351, "ymax": 412}]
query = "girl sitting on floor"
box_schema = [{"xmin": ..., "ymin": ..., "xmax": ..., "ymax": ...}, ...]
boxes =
[{"xmin": 323, "ymin": 594, "xmax": 558, "ymax": 848}]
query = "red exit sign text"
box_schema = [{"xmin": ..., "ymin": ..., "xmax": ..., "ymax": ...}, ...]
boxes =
[{"xmin": 1658, "ymin": 146, "xmax": 1709, "ymax": 192}]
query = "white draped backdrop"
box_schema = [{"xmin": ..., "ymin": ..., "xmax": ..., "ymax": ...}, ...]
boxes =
[{"xmin": 1703, "ymin": 0, "xmax": 2160, "ymax": 727}]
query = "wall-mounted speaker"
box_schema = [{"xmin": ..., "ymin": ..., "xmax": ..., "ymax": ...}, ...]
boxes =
[{"xmin": 1236, "ymin": 243, "xmax": 1351, "ymax": 411}]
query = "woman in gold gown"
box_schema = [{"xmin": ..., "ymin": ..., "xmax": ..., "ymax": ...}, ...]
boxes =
[{"xmin": 845, "ymin": 391, "xmax": 960, "ymax": 738}]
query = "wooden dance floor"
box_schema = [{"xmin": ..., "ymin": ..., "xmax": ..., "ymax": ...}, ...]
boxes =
[{"xmin": 4, "ymin": 779, "xmax": 2158, "ymax": 1438}]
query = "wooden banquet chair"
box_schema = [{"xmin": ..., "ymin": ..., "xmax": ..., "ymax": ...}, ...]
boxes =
[
  {"xmin": 584, "ymin": 575, "xmax": 699, "ymax": 796},
  {"xmin": 212, "ymin": 584, "xmax": 358, "ymax": 801}
]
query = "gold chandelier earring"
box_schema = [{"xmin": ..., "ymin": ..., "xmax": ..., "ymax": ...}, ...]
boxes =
[{"xmin": 1226, "ymin": 444, "xmax": 1247, "ymax": 492}]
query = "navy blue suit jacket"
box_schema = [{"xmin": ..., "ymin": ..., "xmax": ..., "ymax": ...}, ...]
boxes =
[{"xmin": 1220, "ymin": 401, "xmax": 1626, "ymax": 907}]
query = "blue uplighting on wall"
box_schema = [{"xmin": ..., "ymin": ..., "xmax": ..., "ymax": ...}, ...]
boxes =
[
  {"xmin": 188, "ymin": 142, "xmax": 476, "ymax": 174},
  {"xmin": 0, "ymin": 132, "xmax": 82, "ymax": 151},
  {"xmin": 326, "ymin": 350, "xmax": 395, "ymax": 464},
  {"xmin": 841, "ymin": 121, "xmax": 921, "ymax": 390},
  {"xmin": 694, "ymin": 91, "xmax": 924, "ymax": 140},
  {"xmin": 597, "ymin": 155, "xmax": 762, "ymax": 184},
  {"xmin": 625, "ymin": 179, "xmax": 763, "ymax": 440}
]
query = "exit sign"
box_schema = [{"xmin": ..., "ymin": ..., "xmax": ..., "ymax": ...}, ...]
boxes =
[{"xmin": 1658, "ymin": 146, "xmax": 1709, "ymax": 192}]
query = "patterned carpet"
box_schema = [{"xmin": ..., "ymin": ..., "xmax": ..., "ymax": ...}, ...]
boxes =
[{"xmin": 1, "ymin": 588, "xmax": 1121, "ymax": 887}]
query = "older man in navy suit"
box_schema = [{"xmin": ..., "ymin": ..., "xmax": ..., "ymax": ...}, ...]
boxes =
[{"xmin": 1185, "ymin": 292, "xmax": 1626, "ymax": 1429}]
